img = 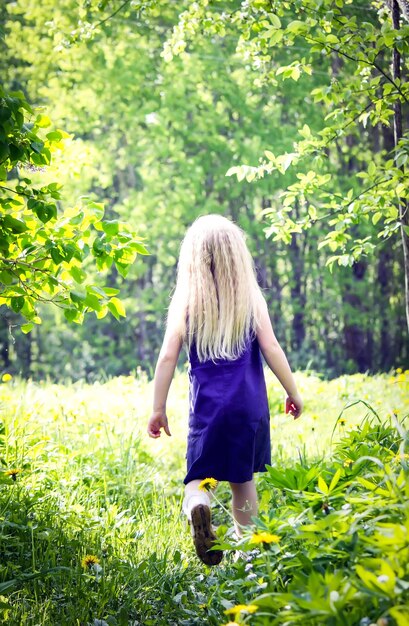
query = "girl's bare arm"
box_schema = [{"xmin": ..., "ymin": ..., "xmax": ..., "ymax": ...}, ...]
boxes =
[
  {"xmin": 147, "ymin": 328, "xmax": 183, "ymax": 438},
  {"xmin": 256, "ymin": 296, "xmax": 303, "ymax": 418}
]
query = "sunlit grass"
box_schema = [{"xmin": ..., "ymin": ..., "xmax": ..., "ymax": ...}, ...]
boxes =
[{"xmin": 0, "ymin": 368, "xmax": 408, "ymax": 624}]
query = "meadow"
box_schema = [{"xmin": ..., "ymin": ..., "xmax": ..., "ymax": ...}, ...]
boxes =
[{"xmin": 0, "ymin": 368, "xmax": 408, "ymax": 626}]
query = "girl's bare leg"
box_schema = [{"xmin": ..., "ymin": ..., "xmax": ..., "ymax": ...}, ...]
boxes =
[
  {"xmin": 229, "ymin": 478, "xmax": 257, "ymax": 535},
  {"xmin": 183, "ymin": 479, "xmax": 211, "ymax": 520}
]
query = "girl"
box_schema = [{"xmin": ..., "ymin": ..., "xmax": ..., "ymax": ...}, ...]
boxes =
[{"xmin": 147, "ymin": 215, "xmax": 303, "ymax": 566}]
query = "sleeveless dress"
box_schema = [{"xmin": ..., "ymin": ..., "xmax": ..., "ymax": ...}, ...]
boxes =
[{"xmin": 184, "ymin": 336, "xmax": 271, "ymax": 484}]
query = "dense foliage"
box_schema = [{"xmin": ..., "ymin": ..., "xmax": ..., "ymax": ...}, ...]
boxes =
[
  {"xmin": 0, "ymin": 370, "xmax": 407, "ymax": 624},
  {"xmin": 1, "ymin": 0, "xmax": 408, "ymax": 379}
]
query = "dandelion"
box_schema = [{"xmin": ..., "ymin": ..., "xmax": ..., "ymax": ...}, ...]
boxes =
[
  {"xmin": 81, "ymin": 554, "xmax": 100, "ymax": 569},
  {"xmin": 1, "ymin": 373, "xmax": 12, "ymax": 382},
  {"xmin": 198, "ymin": 477, "xmax": 218, "ymax": 492},
  {"xmin": 5, "ymin": 469, "xmax": 22, "ymax": 481},
  {"xmin": 224, "ymin": 604, "xmax": 258, "ymax": 617},
  {"xmin": 250, "ymin": 531, "xmax": 280, "ymax": 545}
]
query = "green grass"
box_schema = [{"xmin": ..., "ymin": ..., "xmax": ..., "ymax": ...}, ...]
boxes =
[{"xmin": 0, "ymin": 368, "xmax": 408, "ymax": 625}]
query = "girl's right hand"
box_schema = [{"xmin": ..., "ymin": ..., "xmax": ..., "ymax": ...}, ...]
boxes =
[
  {"xmin": 285, "ymin": 394, "xmax": 303, "ymax": 419},
  {"xmin": 147, "ymin": 412, "xmax": 172, "ymax": 438}
]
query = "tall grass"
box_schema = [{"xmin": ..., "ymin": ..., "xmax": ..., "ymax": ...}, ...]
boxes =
[{"xmin": 0, "ymin": 368, "xmax": 408, "ymax": 625}]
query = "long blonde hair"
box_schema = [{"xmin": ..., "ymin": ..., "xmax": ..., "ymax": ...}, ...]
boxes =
[{"xmin": 168, "ymin": 214, "xmax": 263, "ymax": 362}]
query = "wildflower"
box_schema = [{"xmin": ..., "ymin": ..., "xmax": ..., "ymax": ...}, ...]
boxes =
[
  {"xmin": 339, "ymin": 418, "xmax": 347, "ymax": 427},
  {"xmin": 250, "ymin": 531, "xmax": 280, "ymax": 545},
  {"xmin": 343, "ymin": 459, "xmax": 353, "ymax": 468},
  {"xmin": 81, "ymin": 554, "xmax": 100, "ymax": 569},
  {"xmin": 198, "ymin": 477, "xmax": 218, "ymax": 492},
  {"xmin": 5, "ymin": 469, "xmax": 22, "ymax": 481},
  {"xmin": 1, "ymin": 373, "xmax": 12, "ymax": 382},
  {"xmin": 396, "ymin": 367, "xmax": 402, "ymax": 374},
  {"xmin": 224, "ymin": 604, "xmax": 258, "ymax": 616}
]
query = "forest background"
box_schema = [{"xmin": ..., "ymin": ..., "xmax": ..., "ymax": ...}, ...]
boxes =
[{"xmin": 1, "ymin": 0, "xmax": 409, "ymax": 380}]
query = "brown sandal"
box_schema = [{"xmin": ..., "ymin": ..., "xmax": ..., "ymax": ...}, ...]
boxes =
[{"xmin": 190, "ymin": 504, "xmax": 223, "ymax": 566}]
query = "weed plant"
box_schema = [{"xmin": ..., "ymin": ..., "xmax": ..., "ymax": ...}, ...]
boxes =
[{"xmin": 0, "ymin": 369, "xmax": 408, "ymax": 625}]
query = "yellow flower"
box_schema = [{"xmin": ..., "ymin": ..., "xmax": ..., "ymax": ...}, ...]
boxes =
[
  {"xmin": 198, "ymin": 477, "xmax": 218, "ymax": 492},
  {"xmin": 5, "ymin": 469, "xmax": 22, "ymax": 481},
  {"xmin": 339, "ymin": 418, "xmax": 347, "ymax": 427},
  {"xmin": 396, "ymin": 368, "xmax": 403, "ymax": 374},
  {"xmin": 343, "ymin": 459, "xmax": 353, "ymax": 468},
  {"xmin": 1, "ymin": 373, "xmax": 12, "ymax": 382},
  {"xmin": 224, "ymin": 604, "xmax": 258, "ymax": 616},
  {"xmin": 250, "ymin": 531, "xmax": 280, "ymax": 545},
  {"xmin": 81, "ymin": 554, "xmax": 100, "ymax": 569}
]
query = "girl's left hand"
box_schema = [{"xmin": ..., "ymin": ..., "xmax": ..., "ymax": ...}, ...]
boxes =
[{"xmin": 147, "ymin": 412, "xmax": 172, "ymax": 438}]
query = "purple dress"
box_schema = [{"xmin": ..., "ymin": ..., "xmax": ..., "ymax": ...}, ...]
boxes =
[{"xmin": 184, "ymin": 336, "xmax": 271, "ymax": 484}]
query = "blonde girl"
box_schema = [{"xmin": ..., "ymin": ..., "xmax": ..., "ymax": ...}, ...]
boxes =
[{"xmin": 147, "ymin": 215, "xmax": 303, "ymax": 566}]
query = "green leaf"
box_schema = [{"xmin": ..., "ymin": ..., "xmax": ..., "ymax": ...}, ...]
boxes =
[
  {"xmin": 102, "ymin": 220, "xmax": 119, "ymax": 236},
  {"xmin": 84, "ymin": 198, "xmax": 105, "ymax": 221},
  {"xmin": 308, "ymin": 205, "xmax": 317, "ymax": 220},
  {"xmin": 270, "ymin": 14, "xmax": 281, "ymax": 28},
  {"xmin": 132, "ymin": 242, "xmax": 149, "ymax": 255},
  {"xmin": 35, "ymin": 114, "xmax": 52, "ymax": 128},
  {"xmin": 30, "ymin": 140, "xmax": 44, "ymax": 154},
  {"xmin": 11, "ymin": 296, "xmax": 25, "ymax": 313},
  {"xmin": 390, "ymin": 606, "xmax": 409, "ymax": 626},
  {"xmin": 64, "ymin": 308, "xmax": 79, "ymax": 322},
  {"xmin": 103, "ymin": 287, "xmax": 120, "ymax": 296},
  {"xmin": 70, "ymin": 266, "xmax": 87, "ymax": 284},
  {"xmin": 317, "ymin": 475, "xmax": 328, "ymax": 494},
  {"xmin": 0, "ymin": 142, "xmax": 10, "ymax": 161},
  {"xmin": 286, "ymin": 20, "xmax": 305, "ymax": 35},
  {"xmin": 21, "ymin": 322, "xmax": 34, "ymax": 334},
  {"xmin": 84, "ymin": 292, "xmax": 102, "ymax": 312},
  {"xmin": 46, "ymin": 131, "xmax": 63, "ymax": 141},
  {"xmin": 225, "ymin": 166, "xmax": 238, "ymax": 177},
  {"xmin": 0, "ymin": 106, "xmax": 12, "ymax": 122},
  {"xmin": 70, "ymin": 289, "xmax": 86, "ymax": 303},
  {"xmin": 107, "ymin": 297, "xmax": 126, "ymax": 320},
  {"xmin": 2, "ymin": 215, "xmax": 28, "ymax": 234},
  {"xmin": 328, "ymin": 468, "xmax": 342, "ymax": 492},
  {"xmin": 0, "ymin": 270, "xmax": 13, "ymax": 285},
  {"xmin": 50, "ymin": 247, "xmax": 64, "ymax": 265},
  {"xmin": 0, "ymin": 579, "xmax": 17, "ymax": 593}
]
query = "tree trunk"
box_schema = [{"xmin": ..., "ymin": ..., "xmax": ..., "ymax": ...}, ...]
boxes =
[
  {"xmin": 392, "ymin": 0, "xmax": 409, "ymax": 332},
  {"xmin": 377, "ymin": 245, "xmax": 393, "ymax": 369},
  {"xmin": 289, "ymin": 202, "xmax": 306, "ymax": 352},
  {"xmin": 343, "ymin": 259, "xmax": 371, "ymax": 372}
]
